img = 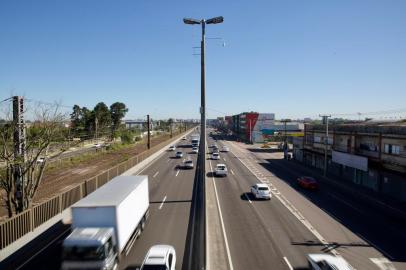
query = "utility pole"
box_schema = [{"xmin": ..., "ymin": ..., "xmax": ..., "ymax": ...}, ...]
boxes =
[
  {"xmin": 147, "ymin": 114, "xmax": 151, "ymax": 149},
  {"xmin": 95, "ymin": 116, "xmax": 98, "ymax": 142},
  {"xmin": 280, "ymin": 119, "xmax": 291, "ymax": 159},
  {"xmin": 320, "ymin": 114, "xmax": 331, "ymax": 176},
  {"xmin": 13, "ymin": 96, "xmax": 26, "ymax": 212}
]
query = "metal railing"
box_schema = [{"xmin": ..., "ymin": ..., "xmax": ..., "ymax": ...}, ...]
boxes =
[{"xmin": 0, "ymin": 130, "xmax": 189, "ymax": 250}]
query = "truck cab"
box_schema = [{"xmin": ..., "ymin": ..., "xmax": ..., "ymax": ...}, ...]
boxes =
[{"xmin": 62, "ymin": 228, "xmax": 118, "ymax": 270}]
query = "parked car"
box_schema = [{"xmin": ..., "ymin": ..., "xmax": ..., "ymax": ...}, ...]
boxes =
[
  {"xmin": 175, "ymin": 151, "xmax": 183, "ymax": 158},
  {"xmin": 297, "ymin": 176, "xmax": 318, "ymax": 190},
  {"xmin": 192, "ymin": 147, "xmax": 198, "ymax": 153},
  {"xmin": 182, "ymin": 136, "xmax": 187, "ymax": 140},
  {"xmin": 214, "ymin": 164, "xmax": 228, "ymax": 177},
  {"xmin": 211, "ymin": 152, "xmax": 220, "ymax": 160},
  {"xmin": 183, "ymin": 159, "xmax": 194, "ymax": 169},
  {"xmin": 251, "ymin": 183, "xmax": 271, "ymax": 200},
  {"xmin": 169, "ymin": 145, "xmax": 176, "ymax": 151},
  {"xmin": 36, "ymin": 157, "xmax": 46, "ymax": 164},
  {"xmin": 307, "ymin": 254, "xmax": 354, "ymax": 270},
  {"xmin": 221, "ymin": 146, "xmax": 229, "ymax": 152},
  {"xmin": 141, "ymin": 245, "xmax": 176, "ymax": 270}
]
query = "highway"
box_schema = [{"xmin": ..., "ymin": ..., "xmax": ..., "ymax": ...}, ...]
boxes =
[
  {"xmin": 207, "ymin": 129, "xmax": 405, "ymax": 270},
  {"xmin": 6, "ymin": 129, "xmax": 405, "ymax": 270},
  {"xmin": 15, "ymin": 138, "xmax": 198, "ymax": 270}
]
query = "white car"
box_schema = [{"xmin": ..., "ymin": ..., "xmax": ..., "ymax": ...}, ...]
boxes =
[
  {"xmin": 169, "ymin": 145, "xmax": 176, "ymax": 151},
  {"xmin": 36, "ymin": 157, "xmax": 46, "ymax": 164},
  {"xmin": 307, "ymin": 254, "xmax": 354, "ymax": 270},
  {"xmin": 251, "ymin": 183, "xmax": 271, "ymax": 200},
  {"xmin": 221, "ymin": 146, "xmax": 229, "ymax": 152},
  {"xmin": 192, "ymin": 147, "xmax": 198, "ymax": 153},
  {"xmin": 183, "ymin": 159, "xmax": 194, "ymax": 169},
  {"xmin": 141, "ymin": 245, "xmax": 176, "ymax": 270},
  {"xmin": 175, "ymin": 151, "xmax": 183, "ymax": 158},
  {"xmin": 214, "ymin": 164, "xmax": 228, "ymax": 177},
  {"xmin": 211, "ymin": 152, "xmax": 220, "ymax": 160},
  {"xmin": 182, "ymin": 136, "xmax": 187, "ymax": 140},
  {"xmin": 93, "ymin": 143, "xmax": 102, "ymax": 149}
]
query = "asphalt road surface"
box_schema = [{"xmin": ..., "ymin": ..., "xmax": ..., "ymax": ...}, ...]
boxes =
[
  {"xmin": 207, "ymin": 130, "xmax": 405, "ymax": 270},
  {"xmin": 15, "ymin": 138, "xmax": 197, "ymax": 270}
]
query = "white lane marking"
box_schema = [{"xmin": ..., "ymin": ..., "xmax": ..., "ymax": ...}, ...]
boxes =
[
  {"xmin": 159, "ymin": 196, "xmax": 167, "ymax": 210},
  {"xmin": 175, "ymin": 169, "xmax": 180, "ymax": 177},
  {"xmin": 209, "ymin": 160, "xmax": 235, "ymax": 270},
  {"xmin": 230, "ymin": 169, "xmax": 235, "ymax": 175},
  {"xmin": 153, "ymin": 171, "xmax": 159, "ymax": 178},
  {"xmin": 244, "ymin": 193, "xmax": 252, "ymax": 204},
  {"xmin": 283, "ymin": 257, "xmax": 293, "ymax": 270},
  {"xmin": 226, "ymin": 143, "xmax": 340, "ymax": 256},
  {"xmin": 167, "ymin": 159, "xmax": 171, "ymax": 163},
  {"xmin": 223, "ymin": 157, "xmax": 226, "ymax": 162},
  {"xmin": 370, "ymin": 258, "xmax": 396, "ymax": 270}
]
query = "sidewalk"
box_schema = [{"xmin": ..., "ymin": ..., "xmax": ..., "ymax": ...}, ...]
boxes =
[{"xmin": 233, "ymin": 141, "xmax": 406, "ymax": 222}]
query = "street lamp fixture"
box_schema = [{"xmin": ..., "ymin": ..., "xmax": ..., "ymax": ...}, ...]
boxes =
[
  {"xmin": 206, "ymin": 16, "xmax": 224, "ymax": 24},
  {"xmin": 183, "ymin": 18, "xmax": 201, "ymax": 25}
]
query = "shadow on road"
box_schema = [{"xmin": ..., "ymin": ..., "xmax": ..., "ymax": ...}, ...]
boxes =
[
  {"xmin": 256, "ymin": 157, "xmax": 406, "ymax": 262},
  {"xmin": 124, "ymin": 265, "xmax": 141, "ymax": 270}
]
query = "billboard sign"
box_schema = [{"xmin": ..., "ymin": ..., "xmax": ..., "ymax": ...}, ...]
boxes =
[{"xmin": 332, "ymin": 150, "xmax": 368, "ymax": 171}]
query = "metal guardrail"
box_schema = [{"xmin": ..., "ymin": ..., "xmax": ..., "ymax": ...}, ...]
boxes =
[{"xmin": 0, "ymin": 130, "xmax": 188, "ymax": 250}]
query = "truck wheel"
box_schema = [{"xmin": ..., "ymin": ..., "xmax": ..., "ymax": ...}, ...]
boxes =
[
  {"xmin": 112, "ymin": 260, "xmax": 118, "ymax": 270},
  {"xmin": 141, "ymin": 217, "xmax": 146, "ymax": 231}
]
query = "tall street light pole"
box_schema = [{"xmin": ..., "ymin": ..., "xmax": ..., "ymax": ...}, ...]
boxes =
[
  {"xmin": 183, "ymin": 16, "xmax": 223, "ymax": 270},
  {"xmin": 183, "ymin": 16, "xmax": 224, "ymax": 173}
]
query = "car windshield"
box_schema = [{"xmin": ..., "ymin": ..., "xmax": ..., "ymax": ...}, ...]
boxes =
[
  {"xmin": 218, "ymin": 166, "xmax": 225, "ymax": 170},
  {"xmin": 258, "ymin": 187, "xmax": 269, "ymax": 191},
  {"xmin": 142, "ymin": 265, "xmax": 167, "ymax": 270},
  {"xmin": 63, "ymin": 245, "xmax": 106, "ymax": 261},
  {"xmin": 186, "ymin": 161, "xmax": 192, "ymax": 164}
]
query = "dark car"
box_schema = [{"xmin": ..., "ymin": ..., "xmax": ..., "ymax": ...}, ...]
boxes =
[{"xmin": 297, "ymin": 176, "xmax": 318, "ymax": 190}]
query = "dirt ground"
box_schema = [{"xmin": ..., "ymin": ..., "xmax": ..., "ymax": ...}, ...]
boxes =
[{"xmin": 0, "ymin": 132, "xmax": 177, "ymax": 219}]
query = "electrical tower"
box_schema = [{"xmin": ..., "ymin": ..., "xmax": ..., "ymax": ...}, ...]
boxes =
[{"xmin": 13, "ymin": 96, "xmax": 26, "ymax": 211}]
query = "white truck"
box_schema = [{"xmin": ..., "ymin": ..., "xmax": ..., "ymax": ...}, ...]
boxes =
[
  {"xmin": 191, "ymin": 134, "xmax": 200, "ymax": 147},
  {"xmin": 61, "ymin": 175, "xmax": 149, "ymax": 270}
]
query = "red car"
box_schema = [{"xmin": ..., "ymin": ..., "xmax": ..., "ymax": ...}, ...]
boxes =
[{"xmin": 297, "ymin": 176, "xmax": 318, "ymax": 190}]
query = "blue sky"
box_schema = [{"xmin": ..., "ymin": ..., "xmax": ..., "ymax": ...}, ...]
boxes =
[{"xmin": 1, "ymin": 0, "xmax": 405, "ymax": 120}]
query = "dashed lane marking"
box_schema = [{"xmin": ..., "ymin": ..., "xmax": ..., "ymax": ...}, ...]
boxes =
[
  {"xmin": 283, "ymin": 257, "xmax": 293, "ymax": 270},
  {"xmin": 159, "ymin": 195, "xmax": 167, "ymax": 210},
  {"xmin": 153, "ymin": 171, "xmax": 159, "ymax": 178}
]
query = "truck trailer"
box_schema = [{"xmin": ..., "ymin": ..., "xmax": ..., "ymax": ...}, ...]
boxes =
[
  {"xmin": 61, "ymin": 175, "xmax": 149, "ymax": 270},
  {"xmin": 191, "ymin": 134, "xmax": 200, "ymax": 147}
]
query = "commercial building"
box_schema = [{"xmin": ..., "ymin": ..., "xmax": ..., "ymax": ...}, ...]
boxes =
[
  {"xmin": 226, "ymin": 112, "xmax": 302, "ymax": 143},
  {"xmin": 294, "ymin": 122, "xmax": 406, "ymax": 202}
]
